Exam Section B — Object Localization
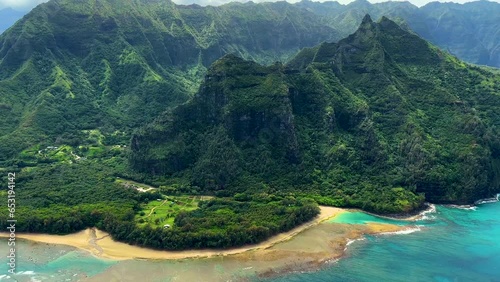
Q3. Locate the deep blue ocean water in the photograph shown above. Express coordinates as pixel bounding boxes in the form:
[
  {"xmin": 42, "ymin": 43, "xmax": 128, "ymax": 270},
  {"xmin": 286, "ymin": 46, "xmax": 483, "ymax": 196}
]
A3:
[{"xmin": 263, "ymin": 200, "xmax": 500, "ymax": 282}]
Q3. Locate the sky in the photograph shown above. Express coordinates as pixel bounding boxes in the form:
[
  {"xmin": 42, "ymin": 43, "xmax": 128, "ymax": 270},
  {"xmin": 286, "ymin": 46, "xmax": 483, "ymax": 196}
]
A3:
[
  {"xmin": 0, "ymin": 0, "xmax": 48, "ymax": 11},
  {"xmin": 0, "ymin": 0, "xmax": 498, "ymax": 11}
]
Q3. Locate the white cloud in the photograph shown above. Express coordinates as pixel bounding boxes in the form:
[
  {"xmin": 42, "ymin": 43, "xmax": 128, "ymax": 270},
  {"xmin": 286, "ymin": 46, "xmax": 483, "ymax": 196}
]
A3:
[
  {"xmin": 0, "ymin": 0, "xmax": 48, "ymax": 11},
  {"xmin": 172, "ymin": 0, "xmax": 500, "ymax": 7},
  {"xmin": 0, "ymin": 0, "xmax": 498, "ymax": 11}
]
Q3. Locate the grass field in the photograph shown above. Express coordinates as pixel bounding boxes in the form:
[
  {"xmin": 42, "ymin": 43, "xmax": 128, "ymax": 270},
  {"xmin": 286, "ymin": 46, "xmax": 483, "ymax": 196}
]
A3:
[{"xmin": 135, "ymin": 195, "xmax": 208, "ymax": 228}]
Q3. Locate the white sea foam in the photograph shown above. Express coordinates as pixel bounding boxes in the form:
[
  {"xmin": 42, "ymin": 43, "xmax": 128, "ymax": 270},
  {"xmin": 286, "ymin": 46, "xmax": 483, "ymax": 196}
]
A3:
[
  {"xmin": 324, "ymin": 258, "xmax": 340, "ymax": 264},
  {"xmin": 414, "ymin": 204, "xmax": 436, "ymax": 221},
  {"xmin": 475, "ymin": 198, "xmax": 498, "ymax": 205},
  {"xmin": 448, "ymin": 205, "xmax": 477, "ymax": 211},
  {"xmin": 475, "ymin": 195, "xmax": 500, "ymax": 205},
  {"xmin": 422, "ymin": 204, "xmax": 436, "ymax": 215},
  {"xmin": 419, "ymin": 214, "xmax": 436, "ymax": 220},
  {"xmin": 378, "ymin": 226, "xmax": 422, "ymax": 236},
  {"xmin": 347, "ymin": 238, "xmax": 365, "ymax": 246},
  {"xmin": 344, "ymin": 238, "xmax": 365, "ymax": 251},
  {"xmin": 17, "ymin": 271, "xmax": 36, "ymax": 275}
]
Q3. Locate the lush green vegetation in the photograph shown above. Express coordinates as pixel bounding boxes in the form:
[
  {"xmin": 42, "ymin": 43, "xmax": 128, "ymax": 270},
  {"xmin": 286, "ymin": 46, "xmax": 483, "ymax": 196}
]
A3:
[
  {"xmin": 296, "ymin": 0, "xmax": 500, "ymax": 68},
  {"xmin": 5, "ymin": 1, "xmax": 500, "ymax": 67},
  {"xmin": 0, "ymin": 107, "xmax": 319, "ymax": 250},
  {"xmin": 102, "ymin": 195, "xmax": 319, "ymax": 249},
  {"xmin": 135, "ymin": 195, "xmax": 204, "ymax": 228},
  {"xmin": 0, "ymin": 154, "xmax": 319, "ymax": 249},
  {"xmin": 132, "ymin": 16, "xmax": 500, "ymax": 213},
  {"xmin": 0, "ymin": 0, "xmax": 344, "ymax": 162},
  {"xmin": 0, "ymin": 0, "xmax": 499, "ymax": 250}
]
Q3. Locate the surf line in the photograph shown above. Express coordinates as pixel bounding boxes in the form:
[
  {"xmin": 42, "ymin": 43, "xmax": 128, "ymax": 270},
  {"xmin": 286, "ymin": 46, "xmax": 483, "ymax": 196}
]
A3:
[{"xmin": 475, "ymin": 195, "xmax": 500, "ymax": 205}]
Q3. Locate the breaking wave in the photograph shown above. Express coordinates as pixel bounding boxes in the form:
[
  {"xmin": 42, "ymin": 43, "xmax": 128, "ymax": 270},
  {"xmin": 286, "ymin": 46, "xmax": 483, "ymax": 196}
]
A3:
[{"xmin": 378, "ymin": 226, "xmax": 422, "ymax": 236}]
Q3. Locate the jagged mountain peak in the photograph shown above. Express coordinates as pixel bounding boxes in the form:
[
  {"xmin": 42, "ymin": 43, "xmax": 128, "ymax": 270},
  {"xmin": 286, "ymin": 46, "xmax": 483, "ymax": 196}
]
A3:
[
  {"xmin": 361, "ymin": 13, "xmax": 373, "ymax": 24},
  {"xmin": 131, "ymin": 15, "xmax": 500, "ymax": 211},
  {"xmin": 288, "ymin": 14, "xmax": 441, "ymax": 70}
]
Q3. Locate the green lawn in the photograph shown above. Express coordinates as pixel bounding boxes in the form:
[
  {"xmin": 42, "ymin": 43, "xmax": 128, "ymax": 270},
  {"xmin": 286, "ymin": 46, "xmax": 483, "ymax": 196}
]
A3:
[{"xmin": 135, "ymin": 195, "xmax": 205, "ymax": 228}]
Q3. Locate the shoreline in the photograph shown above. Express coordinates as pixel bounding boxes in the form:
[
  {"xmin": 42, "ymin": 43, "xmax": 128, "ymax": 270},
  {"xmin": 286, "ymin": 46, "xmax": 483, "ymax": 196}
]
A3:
[
  {"xmin": 1, "ymin": 206, "xmax": 417, "ymax": 281},
  {"xmin": 0, "ymin": 206, "xmax": 346, "ymax": 261},
  {"xmin": 354, "ymin": 203, "xmax": 436, "ymax": 222},
  {"xmin": 255, "ymin": 221, "xmax": 410, "ymax": 280}
]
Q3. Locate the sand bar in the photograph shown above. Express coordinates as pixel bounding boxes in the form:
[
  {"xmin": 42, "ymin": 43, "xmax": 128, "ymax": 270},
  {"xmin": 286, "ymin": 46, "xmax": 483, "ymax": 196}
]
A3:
[{"xmin": 0, "ymin": 206, "xmax": 345, "ymax": 261}]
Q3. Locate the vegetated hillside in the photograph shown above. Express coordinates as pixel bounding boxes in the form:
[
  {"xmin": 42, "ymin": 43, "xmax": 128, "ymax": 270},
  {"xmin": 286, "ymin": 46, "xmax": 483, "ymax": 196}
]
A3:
[
  {"xmin": 295, "ymin": 0, "xmax": 500, "ymax": 68},
  {"xmin": 0, "ymin": 0, "xmax": 338, "ymax": 162},
  {"xmin": 132, "ymin": 15, "xmax": 500, "ymax": 213},
  {"xmin": 0, "ymin": 8, "xmax": 25, "ymax": 34},
  {"xmin": 1, "ymin": 0, "xmax": 499, "ymax": 163},
  {"xmin": 4, "ymin": 0, "xmax": 499, "ymax": 68},
  {"xmin": 417, "ymin": 1, "xmax": 500, "ymax": 68},
  {"xmin": 0, "ymin": 0, "xmax": 335, "ymax": 249}
]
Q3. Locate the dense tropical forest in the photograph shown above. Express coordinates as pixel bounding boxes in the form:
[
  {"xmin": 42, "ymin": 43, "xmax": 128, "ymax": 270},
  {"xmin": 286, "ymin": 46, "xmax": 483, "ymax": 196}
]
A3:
[
  {"xmin": 2, "ymin": 0, "xmax": 499, "ymax": 67},
  {"xmin": 0, "ymin": 0, "xmax": 499, "ymax": 250},
  {"xmin": 131, "ymin": 15, "xmax": 500, "ymax": 213}
]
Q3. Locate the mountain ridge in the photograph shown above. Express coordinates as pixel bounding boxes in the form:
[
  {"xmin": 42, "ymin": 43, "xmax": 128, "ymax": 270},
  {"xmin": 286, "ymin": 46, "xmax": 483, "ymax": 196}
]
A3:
[
  {"xmin": 0, "ymin": 0, "xmax": 339, "ymax": 161},
  {"xmin": 0, "ymin": 6, "xmax": 498, "ymax": 250},
  {"xmin": 131, "ymin": 16, "xmax": 500, "ymax": 212}
]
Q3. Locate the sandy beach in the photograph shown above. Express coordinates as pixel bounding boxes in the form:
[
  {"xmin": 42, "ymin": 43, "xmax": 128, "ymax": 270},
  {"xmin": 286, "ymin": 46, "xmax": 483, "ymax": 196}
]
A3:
[
  {"xmin": 0, "ymin": 206, "xmax": 416, "ymax": 281},
  {"xmin": 84, "ymin": 210, "xmax": 410, "ymax": 282},
  {"xmin": 0, "ymin": 206, "xmax": 346, "ymax": 261}
]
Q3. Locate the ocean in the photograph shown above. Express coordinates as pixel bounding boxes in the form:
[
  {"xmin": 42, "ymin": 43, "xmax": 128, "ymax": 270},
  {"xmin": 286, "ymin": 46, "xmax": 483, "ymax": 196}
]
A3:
[
  {"xmin": 1, "ymin": 198, "xmax": 499, "ymax": 282},
  {"xmin": 264, "ymin": 199, "xmax": 500, "ymax": 282}
]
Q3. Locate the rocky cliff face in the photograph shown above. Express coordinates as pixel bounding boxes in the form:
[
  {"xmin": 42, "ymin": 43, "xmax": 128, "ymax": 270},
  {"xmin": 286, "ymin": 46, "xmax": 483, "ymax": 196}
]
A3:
[
  {"xmin": 131, "ymin": 16, "xmax": 500, "ymax": 213},
  {"xmin": 0, "ymin": 0, "xmax": 339, "ymax": 160}
]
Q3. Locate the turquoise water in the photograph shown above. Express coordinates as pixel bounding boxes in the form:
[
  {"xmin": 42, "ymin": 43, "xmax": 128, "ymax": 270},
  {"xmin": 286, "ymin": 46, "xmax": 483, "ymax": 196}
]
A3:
[
  {"xmin": 263, "ymin": 201, "xmax": 500, "ymax": 282},
  {"xmin": 0, "ymin": 241, "xmax": 116, "ymax": 281},
  {"xmin": 329, "ymin": 210, "xmax": 414, "ymax": 225},
  {"xmin": 1, "ymin": 201, "xmax": 498, "ymax": 281}
]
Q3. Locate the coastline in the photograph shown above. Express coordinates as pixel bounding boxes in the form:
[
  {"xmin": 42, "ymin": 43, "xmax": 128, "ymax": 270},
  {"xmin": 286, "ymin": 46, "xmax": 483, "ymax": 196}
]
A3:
[
  {"xmin": 85, "ymin": 209, "xmax": 410, "ymax": 282},
  {"xmin": 0, "ymin": 206, "xmax": 416, "ymax": 281},
  {"xmin": 0, "ymin": 206, "xmax": 346, "ymax": 261},
  {"xmin": 353, "ymin": 203, "xmax": 436, "ymax": 222}
]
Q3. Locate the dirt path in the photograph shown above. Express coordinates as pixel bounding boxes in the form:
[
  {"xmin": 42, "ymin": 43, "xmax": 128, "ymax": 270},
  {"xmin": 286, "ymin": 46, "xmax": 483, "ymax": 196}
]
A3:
[{"xmin": 147, "ymin": 200, "xmax": 168, "ymax": 217}]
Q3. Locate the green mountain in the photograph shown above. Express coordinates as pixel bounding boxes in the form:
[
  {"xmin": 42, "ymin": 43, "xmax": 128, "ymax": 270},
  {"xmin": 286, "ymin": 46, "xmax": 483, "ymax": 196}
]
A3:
[
  {"xmin": 0, "ymin": 0, "xmax": 339, "ymax": 162},
  {"xmin": 132, "ymin": 15, "xmax": 500, "ymax": 212},
  {"xmin": 417, "ymin": 1, "xmax": 500, "ymax": 67},
  {"xmin": 0, "ymin": 0, "xmax": 499, "ymax": 250},
  {"xmin": 0, "ymin": 0, "xmax": 337, "ymax": 250},
  {"xmin": 2, "ymin": 0, "xmax": 500, "ymax": 69},
  {"xmin": 296, "ymin": 0, "xmax": 500, "ymax": 68},
  {"xmin": 1, "ymin": 0, "xmax": 499, "ymax": 163}
]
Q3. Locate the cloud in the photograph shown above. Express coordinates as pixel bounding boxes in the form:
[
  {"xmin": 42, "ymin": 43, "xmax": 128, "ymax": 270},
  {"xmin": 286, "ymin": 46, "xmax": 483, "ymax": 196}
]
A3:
[
  {"xmin": 0, "ymin": 0, "xmax": 498, "ymax": 11},
  {"xmin": 172, "ymin": 0, "xmax": 334, "ymax": 5},
  {"xmin": 0, "ymin": 0, "xmax": 48, "ymax": 11},
  {"xmin": 172, "ymin": 0, "xmax": 500, "ymax": 7}
]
